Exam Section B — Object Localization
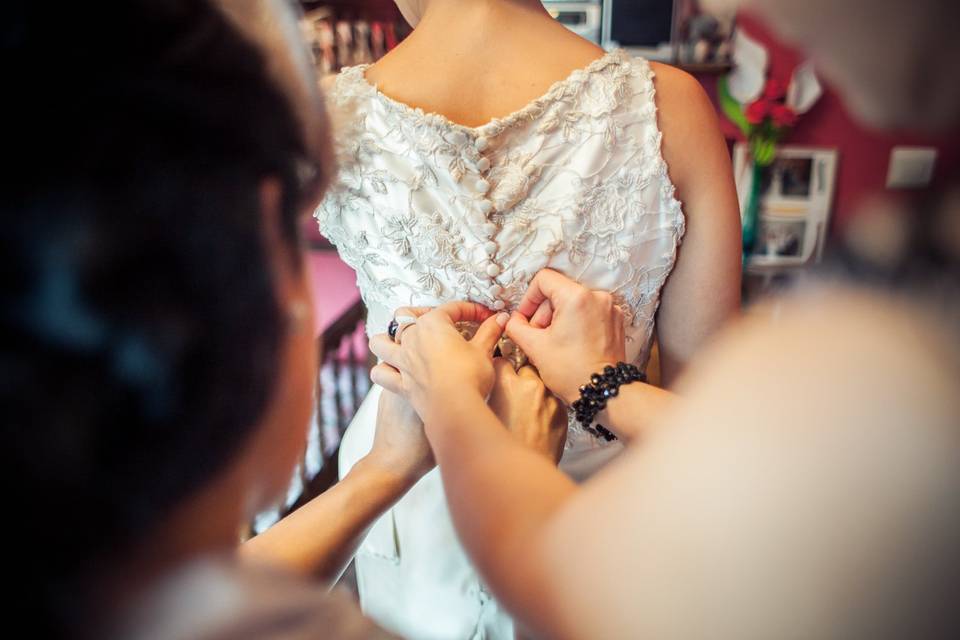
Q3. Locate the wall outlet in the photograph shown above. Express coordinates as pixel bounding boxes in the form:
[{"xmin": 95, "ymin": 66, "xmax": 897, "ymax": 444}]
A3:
[{"xmin": 886, "ymin": 146, "xmax": 937, "ymax": 189}]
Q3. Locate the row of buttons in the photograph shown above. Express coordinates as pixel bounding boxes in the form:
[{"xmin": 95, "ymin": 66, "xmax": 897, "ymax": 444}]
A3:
[{"xmin": 469, "ymin": 134, "xmax": 506, "ymax": 311}]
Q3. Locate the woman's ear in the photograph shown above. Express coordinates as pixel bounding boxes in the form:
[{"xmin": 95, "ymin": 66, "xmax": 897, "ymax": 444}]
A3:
[
  {"xmin": 259, "ymin": 175, "xmax": 315, "ymax": 344},
  {"xmin": 258, "ymin": 177, "xmax": 308, "ymax": 303}
]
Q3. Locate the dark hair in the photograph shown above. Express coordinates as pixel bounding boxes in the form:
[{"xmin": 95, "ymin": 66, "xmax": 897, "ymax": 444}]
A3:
[{"xmin": 1, "ymin": 1, "xmax": 318, "ymax": 634}]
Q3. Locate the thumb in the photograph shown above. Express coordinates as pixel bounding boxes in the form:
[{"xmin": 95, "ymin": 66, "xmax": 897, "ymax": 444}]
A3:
[
  {"xmin": 505, "ymin": 312, "xmax": 547, "ymax": 362},
  {"xmin": 471, "ymin": 311, "xmax": 509, "ymax": 354}
]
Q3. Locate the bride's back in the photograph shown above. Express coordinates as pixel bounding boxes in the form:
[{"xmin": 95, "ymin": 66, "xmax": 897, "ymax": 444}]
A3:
[
  {"xmin": 318, "ymin": 5, "xmax": 739, "ymax": 640},
  {"xmin": 366, "ymin": 0, "xmax": 606, "ymax": 127}
]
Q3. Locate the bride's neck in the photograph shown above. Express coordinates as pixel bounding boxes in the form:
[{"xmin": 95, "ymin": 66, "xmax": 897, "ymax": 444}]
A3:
[{"xmin": 416, "ymin": 0, "xmax": 552, "ymax": 32}]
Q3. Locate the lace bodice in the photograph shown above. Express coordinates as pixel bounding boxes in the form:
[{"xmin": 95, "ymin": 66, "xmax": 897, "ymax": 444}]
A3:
[
  {"xmin": 322, "ymin": 51, "xmax": 687, "ymax": 638},
  {"xmin": 316, "ymin": 49, "xmax": 684, "ymax": 375}
]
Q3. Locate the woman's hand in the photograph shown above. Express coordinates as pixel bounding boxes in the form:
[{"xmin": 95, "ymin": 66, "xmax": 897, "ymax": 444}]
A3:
[
  {"xmin": 489, "ymin": 360, "xmax": 568, "ymax": 464},
  {"xmin": 363, "ymin": 389, "xmax": 435, "ymax": 485},
  {"xmin": 369, "ymin": 301, "xmax": 508, "ymax": 423},
  {"xmin": 506, "ymin": 269, "xmax": 627, "ymax": 404}
]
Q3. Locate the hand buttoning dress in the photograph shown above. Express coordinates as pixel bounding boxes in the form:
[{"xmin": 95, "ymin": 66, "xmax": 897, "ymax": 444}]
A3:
[{"xmin": 316, "ymin": 50, "xmax": 685, "ymax": 640}]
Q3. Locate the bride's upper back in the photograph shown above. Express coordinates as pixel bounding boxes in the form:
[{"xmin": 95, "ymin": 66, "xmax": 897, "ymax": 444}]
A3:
[
  {"xmin": 365, "ymin": 1, "xmax": 607, "ymax": 128},
  {"xmin": 318, "ymin": 0, "xmax": 687, "ymax": 367}
]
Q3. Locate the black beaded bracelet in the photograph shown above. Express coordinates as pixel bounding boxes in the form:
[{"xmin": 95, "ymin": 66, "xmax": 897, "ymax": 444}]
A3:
[{"xmin": 571, "ymin": 362, "xmax": 647, "ymax": 442}]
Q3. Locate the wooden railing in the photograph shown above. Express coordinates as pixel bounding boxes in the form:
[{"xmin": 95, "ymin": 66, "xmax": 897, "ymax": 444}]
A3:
[
  {"xmin": 248, "ymin": 298, "xmax": 371, "ymax": 535},
  {"xmin": 291, "ymin": 298, "xmax": 370, "ymax": 512}
]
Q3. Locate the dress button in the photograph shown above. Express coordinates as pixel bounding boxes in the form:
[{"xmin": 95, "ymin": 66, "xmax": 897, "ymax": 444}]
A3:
[
  {"xmin": 475, "ymin": 178, "xmax": 490, "ymax": 193},
  {"xmin": 483, "ymin": 240, "xmax": 498, "ymax": 255},
  {"xmin": 467, "ymin": 210, "xmax": 487, "ymax": 226},
  {"xmin": 476, "ymin": 157, "xmax": 491, "ymax": 172},
  {"xmin": 475, "ymin": 136, "xmax": 489, "ymax": 151},
  {"xmin": 488, "ymin": 284, "xmax": 503, "ymax": 296},
  {"xmin": 451, "ymin": 131, "xmax": 467, "ymax": 145},
  {"xmin": 492, "ymin": 299, "xmax": 506, "ymax": 311},
  {"xmin": 478, "ymin": 200, "xmax": 494, "ymax": 215},
  {"xmin": 482, "ymin": 222, "xmax": 497, "ymax": 236},
  {"xmin": 485, "ymin": 263, "xmax": 501, "ymax": 277}
]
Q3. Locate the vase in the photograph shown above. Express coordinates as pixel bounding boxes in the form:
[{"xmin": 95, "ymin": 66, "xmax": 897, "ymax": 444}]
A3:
[{"xmin": 742, "ymin": 159, "xmax": 763, "ymax": 261}]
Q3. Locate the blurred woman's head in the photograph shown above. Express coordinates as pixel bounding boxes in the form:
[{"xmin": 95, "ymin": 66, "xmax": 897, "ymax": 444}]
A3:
[
  {"xmin": 2, "ymin": 0, "xmax": 330, "ymax": 634},
  {"xmin": 705, "ymin": 0, "xmax": 960, "ymax": 131}
]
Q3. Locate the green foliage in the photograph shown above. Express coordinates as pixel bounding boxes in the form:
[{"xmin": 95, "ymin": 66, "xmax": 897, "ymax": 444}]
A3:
[{"xmin": 718, "ymin": 76, "xmax": 751, "ymax": 138}]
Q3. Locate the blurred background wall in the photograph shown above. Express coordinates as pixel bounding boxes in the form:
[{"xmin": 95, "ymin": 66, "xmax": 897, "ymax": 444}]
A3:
[{"xmin": 697, "ymin": 12, "xmax": 960, "ymax": 232}]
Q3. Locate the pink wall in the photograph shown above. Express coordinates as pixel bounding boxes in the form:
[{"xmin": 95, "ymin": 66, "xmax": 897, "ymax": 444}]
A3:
[
  {"xmin": 696, "ymin": 13, "xmax": 960, "ymax": 233},
  {"xmin": 307, "ymin": 249, "xmax": 361, "ymax": 336}
]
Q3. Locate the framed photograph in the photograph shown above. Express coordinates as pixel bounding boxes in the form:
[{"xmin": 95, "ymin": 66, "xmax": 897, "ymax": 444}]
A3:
[{"xmin": 733, "ymin": 144, "xmax": 839, "ymax": 268}]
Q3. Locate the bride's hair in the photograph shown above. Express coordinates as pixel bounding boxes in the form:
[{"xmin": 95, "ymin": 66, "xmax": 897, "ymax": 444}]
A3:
[{"xmin": 1, "ymin": 1, "xmax": 322, "ymax": 636}]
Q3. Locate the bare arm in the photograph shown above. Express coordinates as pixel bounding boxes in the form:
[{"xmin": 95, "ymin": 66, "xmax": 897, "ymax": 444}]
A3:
[
  {"xmin": 419, "ymin": 289, "xmax": 960, "ymax": 639},
  {"xmin": 426, "ymin": 360, "xmax": 572, "ymax": 623},
  {"xmin": 652, "ymin": 64, "xmax": 742, "ymax": 386},
  {"xmin": 367, "ymin": 290, "xmax": 695, "ymax": 636},
  {"xmin": 238, "ymin": 455, "xmax": 418, "ymax": 586},
  {"xmin": 248, "ymin": 300, "xmax": 566, "ymax": 588},
  {"xmin": 425, "ymin": 396, "xmax": 578, "ymax": 637},
  {"xmin": 239, "ymin": 391, "xmax": 431, "ymax": 587},
  {"xmin": 517, "ymin": 291, "xmax": 960, "ymax": 639},
  {"xmin": 365, "ymin": 301, "xmax": 575, "ymax": 633},
  {"xmin": 593, "ymin": 379, "xmax": 674, "ymax": 442}
]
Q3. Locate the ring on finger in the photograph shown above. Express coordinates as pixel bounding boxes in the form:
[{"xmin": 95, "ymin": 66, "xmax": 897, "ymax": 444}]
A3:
[{"xmin": 393, "ymin": 315, "xmax": 417, "ymax": 344}]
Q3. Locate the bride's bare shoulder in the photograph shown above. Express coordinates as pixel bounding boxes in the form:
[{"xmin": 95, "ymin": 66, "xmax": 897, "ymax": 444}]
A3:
[
  {"xmin": 363, "ymin": 38, "xmax": 417, "ymax": 84},
  {"xmin": 647, "ymin": 62, "xmax": 716, "ymax": 125},
  {"xmin": 646, "ymin": 62, "xmax": 726, "ymax": 187}
]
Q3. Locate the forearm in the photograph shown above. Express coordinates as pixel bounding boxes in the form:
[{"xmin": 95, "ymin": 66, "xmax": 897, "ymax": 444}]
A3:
[
  {"xmin": 426, "ymin": 395, "xmax": 577, "ymax": 631},
  {"xmin": 239, "ymin": 455, "xmax": 415, "ymax": 587},
  {"xmin": 596, "ymin": 381, "xmax": 676, "ymax": 443}
]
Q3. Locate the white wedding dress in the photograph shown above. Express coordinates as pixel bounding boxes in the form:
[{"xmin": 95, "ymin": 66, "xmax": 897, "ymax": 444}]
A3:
[{"xmin": 316, "ymin": 49, "xmax": 685, "ymax": 640}]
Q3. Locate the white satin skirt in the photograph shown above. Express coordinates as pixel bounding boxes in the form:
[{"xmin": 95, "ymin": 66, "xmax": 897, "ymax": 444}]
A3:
[{"xmin": 339, "ymin": 384, "xmax": 622, "ymax": 640}]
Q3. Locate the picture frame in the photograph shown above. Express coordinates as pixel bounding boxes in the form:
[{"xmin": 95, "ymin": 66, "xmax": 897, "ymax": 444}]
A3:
[{"xmin": 733, "ymin": 144, "xmax": 839, "ymax": 268}]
